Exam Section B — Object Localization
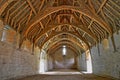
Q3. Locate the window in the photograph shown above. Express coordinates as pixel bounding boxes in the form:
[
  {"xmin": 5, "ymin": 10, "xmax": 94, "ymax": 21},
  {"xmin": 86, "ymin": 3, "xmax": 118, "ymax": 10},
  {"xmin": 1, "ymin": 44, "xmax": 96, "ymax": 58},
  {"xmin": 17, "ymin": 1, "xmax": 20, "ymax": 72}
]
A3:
[{"xmin": 62, "ymin": 45, "xmax": 66, "ymax": 55}]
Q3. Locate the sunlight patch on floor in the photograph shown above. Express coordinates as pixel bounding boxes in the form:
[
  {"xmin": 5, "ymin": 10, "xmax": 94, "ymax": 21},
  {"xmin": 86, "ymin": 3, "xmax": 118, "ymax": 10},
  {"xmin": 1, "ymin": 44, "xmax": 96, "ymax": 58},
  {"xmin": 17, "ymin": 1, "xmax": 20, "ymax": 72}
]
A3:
[
  {"xmin": 39, "ymin": 69, "xmax": 82, "ymax": 75},
  {"xmin": 40, "ymin": 72, "xmax": 82, "ymax": 75}
]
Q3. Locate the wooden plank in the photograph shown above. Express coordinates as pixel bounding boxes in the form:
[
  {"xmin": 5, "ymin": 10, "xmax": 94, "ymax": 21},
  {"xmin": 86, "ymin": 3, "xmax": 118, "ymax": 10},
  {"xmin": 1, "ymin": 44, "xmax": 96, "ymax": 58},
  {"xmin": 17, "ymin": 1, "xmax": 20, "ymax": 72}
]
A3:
[
  {"xmin": 38, "ymin": 0, "xmax": 45, "ymax": 13},
  {"xmin": 97, "ymin": 0, "xmax": 108, "ymax": 14},
  {"xmin": 109, "ymin": 0, "xmax": 120, "ymax": 9},
  {"xmin": 0, "ymin": 0, "xmax": 16, "ymax": 15},
  {"xmin": 26, "ymin": 0, "xmax": 37, "ymax": 15},
  {"xmin": 26, "ymin": 10, "xmax": 33, "ymax": 25},
  {"xmin": 88, "ymin": 0, "xmax": 95, "ymax": 13},
  {"xmin": 9, "ymin": 1, "xmax": 26, "ymax": 17}
]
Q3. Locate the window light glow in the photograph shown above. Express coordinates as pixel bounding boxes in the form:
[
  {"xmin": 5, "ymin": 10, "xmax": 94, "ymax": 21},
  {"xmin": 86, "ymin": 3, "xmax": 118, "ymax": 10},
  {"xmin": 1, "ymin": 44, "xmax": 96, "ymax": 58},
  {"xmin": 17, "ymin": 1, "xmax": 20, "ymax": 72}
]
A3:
[{"xmin": 62, "ymin": 45, "xmax": 66, "ymax": 55}]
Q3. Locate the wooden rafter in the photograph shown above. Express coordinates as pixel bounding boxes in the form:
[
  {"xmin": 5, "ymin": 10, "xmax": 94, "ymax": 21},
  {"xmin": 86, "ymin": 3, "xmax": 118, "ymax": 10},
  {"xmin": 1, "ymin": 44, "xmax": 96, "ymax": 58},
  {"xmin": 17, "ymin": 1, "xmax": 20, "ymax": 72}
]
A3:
[
  {"xmin": 78, "ymin": 0, "xmax": 112, "ymax": 35},
  {"xmin": 34, "ymin": 23, "xmax": 97, "ymax": 44},
  {"xmin": 73, "ymin": 12, "xmax": 98, "ymax": 43},
  {"xmin": 0, "ymin": 0, "xmax": 16, "ymax": 15},
  {"xmin": 24, "ymin": 5, "xmax": 112, "ymax": 38},
  {"xmin": 4, "ymin": 0, "xmax": 21, "ymax": 23},
  {"xmin": 38, "ymin": 0, "xmax": 45, "ymax": 13},
  {"xmin": 38, "ymin": 31, "xmax": 88, "ymax": 50},
  {"xmin": 0, "ymin": 0, "xmax": 119, "ymax": 52},
  {"xmin": 45, "ymin": 15, "xmax": 51, "ymax": 27},
  {"xmin": 39, "ymin": 21, "xmax": 44, "ymax": 29},
  {"xmin": 16, "ymin": 6, "xmax": 29, "ymax": 31},
  {"xmin": 109, "ymin": 0, "xmax": 120, "ymax": 9},
  {"xmin": 87, "ymin": 0, "xmax": 95, "ymax": 13},
  {"xmin": 9, "ymin": 1, "xmax": 26, "ymax": 18},
  {"xmin": 97, "ymin": 0, "xmax": 108, "ymax": 14},
  {"xmin": 48, "ymin": 42, "xmax": 79, "ymax": 56},
  {"xmin": 87, "ymin": 0, "xmax": 108, "ymax": 32},
  {"xmin": 10, "ymin": 1, "xmax": 27, "ymax": 26},
  {"xmin": 106, "ymin": 3, "xmax": 120, "ymax": 16},
  {"xmin": 72, "ymin": 27, "xmax": 90, "ymax": 48},
  {"xmin": 45, "ymin": 38, "xmax": 86, "ymax": 51},
  {"xmin": 26, "ymin": 10, "xmax": 33, "ymax": 25},
  {"xmin": 26, "ymin": 0, "xmax": 37, "ymax": 15}
]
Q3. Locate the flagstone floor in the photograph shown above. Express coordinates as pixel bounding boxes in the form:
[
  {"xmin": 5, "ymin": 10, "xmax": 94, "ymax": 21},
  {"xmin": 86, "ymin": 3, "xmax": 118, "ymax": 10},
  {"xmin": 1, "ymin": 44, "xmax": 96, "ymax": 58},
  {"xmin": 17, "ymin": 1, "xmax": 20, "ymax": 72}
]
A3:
[{"xmin": 12, "ymin": 69, "xmax": 116, "ymax": 80}]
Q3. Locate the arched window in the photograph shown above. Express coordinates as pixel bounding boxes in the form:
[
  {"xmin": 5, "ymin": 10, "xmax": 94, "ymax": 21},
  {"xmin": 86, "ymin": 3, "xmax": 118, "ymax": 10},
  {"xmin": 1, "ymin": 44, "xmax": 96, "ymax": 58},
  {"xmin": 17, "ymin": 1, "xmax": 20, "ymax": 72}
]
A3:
[{"xmin": 62, "ymin": 45, "xmax": 66, "ymax": 55}]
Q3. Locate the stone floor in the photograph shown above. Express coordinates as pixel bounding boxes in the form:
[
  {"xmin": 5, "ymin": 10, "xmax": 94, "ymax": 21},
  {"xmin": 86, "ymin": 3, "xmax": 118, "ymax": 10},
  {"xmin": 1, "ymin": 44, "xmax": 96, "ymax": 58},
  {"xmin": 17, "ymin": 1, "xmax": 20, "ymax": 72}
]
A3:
[
  {"xmin": 15, "ymin": 74, "xmax": 115, "ymax": 80},
  {"xmin": 12, "ymin": 69, "xmax": 116, "ymax": 80}
]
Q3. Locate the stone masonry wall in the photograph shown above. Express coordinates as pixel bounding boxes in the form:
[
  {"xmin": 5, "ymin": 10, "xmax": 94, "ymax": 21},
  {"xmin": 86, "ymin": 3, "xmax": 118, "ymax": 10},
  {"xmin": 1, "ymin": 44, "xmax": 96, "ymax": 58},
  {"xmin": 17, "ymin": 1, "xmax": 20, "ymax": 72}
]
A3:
[
  {"xmin": 0, "ymin": 41, "xmax": 39, "ymax": 80},
  {"xmin": 91, "ymin": 32, "xmax": 120, "ymax": 79},
  {"xmin": 53, "ymin": 48, "xmax": 77, "ymax": 69},
  {"xmin": 77, "ymin": 53, "xmax": 87, "ymax": 71}
]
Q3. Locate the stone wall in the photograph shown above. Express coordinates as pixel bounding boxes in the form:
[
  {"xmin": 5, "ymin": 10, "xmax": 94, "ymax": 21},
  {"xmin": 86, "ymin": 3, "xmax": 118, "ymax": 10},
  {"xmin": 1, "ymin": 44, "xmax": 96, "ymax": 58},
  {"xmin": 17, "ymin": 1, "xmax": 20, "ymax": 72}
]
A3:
[
  {"xmin": 0, "ymin": 20, "xmax": 4, "ymax": 41},
  {"xmin": 47, "ymin": 55, "xmax": 53, "ymax": 70},
  {"xmin": 53, "ymin": 48, "xmax": 77, "ymax": 69},
  {"xmin": 77, "ymin": 53, "xmax": 87, "ymax": 71},
  {"xmin": 91, "ymin": 32, "xmax": 120, "ymax": 79},
  {"xmin": 0, "ymin": 41, "xmax": 39, "ymax": 80}
]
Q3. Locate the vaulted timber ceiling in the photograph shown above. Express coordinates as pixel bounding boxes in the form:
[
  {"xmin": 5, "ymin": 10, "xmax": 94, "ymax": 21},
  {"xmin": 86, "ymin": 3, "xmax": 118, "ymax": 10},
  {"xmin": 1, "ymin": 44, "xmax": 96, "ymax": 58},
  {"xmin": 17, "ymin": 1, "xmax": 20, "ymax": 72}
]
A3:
[{"xmin": 0, "ymin": 0, "xmax": 120, "ymax": 52}]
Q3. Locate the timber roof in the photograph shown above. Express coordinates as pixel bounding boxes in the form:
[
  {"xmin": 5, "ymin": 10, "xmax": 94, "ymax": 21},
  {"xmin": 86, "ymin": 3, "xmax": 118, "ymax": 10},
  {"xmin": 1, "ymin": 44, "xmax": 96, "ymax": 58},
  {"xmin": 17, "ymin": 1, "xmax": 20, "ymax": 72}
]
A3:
[{"xmin": 0, "ymin": 0, "xmax": 120, "ymax": 52}]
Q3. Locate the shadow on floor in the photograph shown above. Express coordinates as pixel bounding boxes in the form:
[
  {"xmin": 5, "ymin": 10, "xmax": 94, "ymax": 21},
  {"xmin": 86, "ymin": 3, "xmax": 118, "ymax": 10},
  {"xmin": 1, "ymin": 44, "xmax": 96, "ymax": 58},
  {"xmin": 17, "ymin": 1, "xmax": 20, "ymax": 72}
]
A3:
[{"xmin": 8, "ymin": 69, "xmax": 117, "ymax": 80}]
